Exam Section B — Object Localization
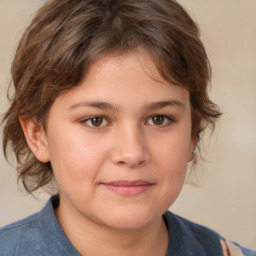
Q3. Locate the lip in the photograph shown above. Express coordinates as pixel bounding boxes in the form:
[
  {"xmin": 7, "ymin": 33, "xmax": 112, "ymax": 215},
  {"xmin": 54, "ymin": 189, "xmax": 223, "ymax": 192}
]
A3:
[{"xmin": 101, "ymin": 180, "xmax": 154, "ymax": 196}]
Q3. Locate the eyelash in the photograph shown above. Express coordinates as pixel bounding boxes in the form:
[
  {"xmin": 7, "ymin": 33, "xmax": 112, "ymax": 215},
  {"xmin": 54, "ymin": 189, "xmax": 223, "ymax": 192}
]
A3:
[
  {"xmin": 80, "ymin": 115, "xmax": 175, "ymax": 130},
  {"xmin": 146, "ymin": 115, "xmax": 175, "ymax": 127},
  {"xmin": 80, "ymin": 116, "xmax": 110, "ymax": 130}
]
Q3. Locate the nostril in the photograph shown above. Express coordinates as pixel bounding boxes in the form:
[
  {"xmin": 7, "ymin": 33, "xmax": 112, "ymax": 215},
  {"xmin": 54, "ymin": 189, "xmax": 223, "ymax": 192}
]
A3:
[
  {"xmin": 116, "ymin": 160, "xmax": 126, "ymax": 166},
  {"xmin": 138, "ymin": 160, "xmax": 146, "ymax": 166},
  {"xmin": 112, "ymin": 154, "xmax": 149, "ymax": 168}
]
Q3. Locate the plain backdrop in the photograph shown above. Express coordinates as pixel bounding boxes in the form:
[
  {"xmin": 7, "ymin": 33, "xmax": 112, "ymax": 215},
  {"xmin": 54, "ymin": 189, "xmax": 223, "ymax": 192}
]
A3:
[{"xmin": 0, "ymin": 0, "xmax": 255, "ymax": 249}]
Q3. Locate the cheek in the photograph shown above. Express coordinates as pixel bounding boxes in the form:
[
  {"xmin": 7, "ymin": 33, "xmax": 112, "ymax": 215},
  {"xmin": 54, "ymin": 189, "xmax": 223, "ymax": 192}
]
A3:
[
  {"xmin": 47, "ymin": 130, "xmax": 109, "ymax": 186},
  {"xmin": 155, "ymin": 139, "xmax": 190, "ymax": 207},
  {"xmin": 152, "ymin": 132, "xmax": 191, "ymax": 185},
  {"xmin": 158, "ymin": 144, "xmax": 188, "ymax": 182},
  {"xmin": 154, "ymin": 132, "xmax": 191, "ymax": 166}
]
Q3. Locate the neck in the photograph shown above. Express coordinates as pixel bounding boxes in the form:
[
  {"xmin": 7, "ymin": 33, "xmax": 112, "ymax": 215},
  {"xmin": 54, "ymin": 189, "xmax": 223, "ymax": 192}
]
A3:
[{"xmin": 55, "ymin": 204, "xmax": 169, "ymax": 256}]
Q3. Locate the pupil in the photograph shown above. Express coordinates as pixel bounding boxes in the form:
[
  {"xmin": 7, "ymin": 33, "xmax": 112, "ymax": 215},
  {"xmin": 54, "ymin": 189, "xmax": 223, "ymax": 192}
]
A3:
[
  {"xmin": 153, "ymin": 116, "xmax": 164, "ymax": 125},
  {"xmin": 92, "ymin": 117, "xmax": 103, "ymax": 126}
]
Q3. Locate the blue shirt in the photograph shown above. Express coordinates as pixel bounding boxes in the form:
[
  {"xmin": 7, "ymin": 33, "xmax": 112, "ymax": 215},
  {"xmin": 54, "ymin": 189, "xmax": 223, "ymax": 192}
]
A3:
[{"xmin": 0, "ymin": 195, "xmax": 255, "ymax": 255}]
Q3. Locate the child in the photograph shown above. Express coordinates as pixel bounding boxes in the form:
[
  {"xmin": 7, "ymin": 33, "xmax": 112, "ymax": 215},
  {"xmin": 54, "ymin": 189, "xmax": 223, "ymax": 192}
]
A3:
[{"xmin": 0, "ymin": 0, "xmax": 255, "ymax": 255}]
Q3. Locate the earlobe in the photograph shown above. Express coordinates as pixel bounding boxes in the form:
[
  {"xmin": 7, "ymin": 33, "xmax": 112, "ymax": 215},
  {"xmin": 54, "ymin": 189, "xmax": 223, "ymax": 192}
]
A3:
[
  {"xmin": 188, "ymin": 148, "xmax": 196, "ymax": 162},
  {"xmin": 188, "ymin": 136, "xmax": 198, "ymax": 162},
  {"xmin": 19, "ymin": 116, "xmax": 50, "ymax": 163}
]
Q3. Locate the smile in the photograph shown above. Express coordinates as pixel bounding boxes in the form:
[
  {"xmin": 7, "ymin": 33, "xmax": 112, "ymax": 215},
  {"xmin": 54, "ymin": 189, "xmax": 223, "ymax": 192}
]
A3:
[{"xmin": 101, "ymin": 180, "xmax": 154, "ymax": 196}]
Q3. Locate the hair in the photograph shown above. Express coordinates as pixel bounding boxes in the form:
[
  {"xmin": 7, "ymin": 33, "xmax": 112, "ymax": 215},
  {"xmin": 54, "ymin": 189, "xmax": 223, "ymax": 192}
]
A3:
[{"xmin": 2, "ymin": 0, "xmax": 221, "ymax": 194}]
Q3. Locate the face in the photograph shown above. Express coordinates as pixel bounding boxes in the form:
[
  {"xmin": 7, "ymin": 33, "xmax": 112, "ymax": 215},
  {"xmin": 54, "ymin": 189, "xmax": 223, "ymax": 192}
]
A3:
[{"xmin": 26, "ymin": 49, "xmax": 195, "ymax": 230}]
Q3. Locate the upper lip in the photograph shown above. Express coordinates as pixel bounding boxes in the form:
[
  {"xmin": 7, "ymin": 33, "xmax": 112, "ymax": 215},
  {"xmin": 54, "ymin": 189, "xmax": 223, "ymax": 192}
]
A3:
[{"xmin": 102, "ymin": 180, "xmax": 154, "ymax": 186}]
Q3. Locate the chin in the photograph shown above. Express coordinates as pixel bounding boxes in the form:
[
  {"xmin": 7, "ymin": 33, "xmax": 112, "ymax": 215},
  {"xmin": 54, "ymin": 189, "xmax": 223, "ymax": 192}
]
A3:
[{"xmin": 101, "ymin": 206, "xmax": 161, "ymax": 231}]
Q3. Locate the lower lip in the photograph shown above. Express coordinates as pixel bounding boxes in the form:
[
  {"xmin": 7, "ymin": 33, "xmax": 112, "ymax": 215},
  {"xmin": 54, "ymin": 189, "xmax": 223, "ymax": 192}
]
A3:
[{"xmin": 102, "ymin": 184, "xmax": 153, "ymax": 196}]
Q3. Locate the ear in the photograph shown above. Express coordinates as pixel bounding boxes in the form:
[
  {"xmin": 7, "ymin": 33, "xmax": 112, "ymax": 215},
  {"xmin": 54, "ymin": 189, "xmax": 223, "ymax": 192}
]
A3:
[
  {"xmin": 19, "ymin": 116, "xmax": 50, "ymax": 163},
  {"xmin": 188, "ymin": 136, "xmax": 198, "ymax": 162}
]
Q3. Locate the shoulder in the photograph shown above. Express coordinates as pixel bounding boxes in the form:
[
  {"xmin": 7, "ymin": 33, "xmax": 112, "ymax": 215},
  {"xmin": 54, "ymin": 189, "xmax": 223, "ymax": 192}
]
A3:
[
  {"xmin": 163, "ymin": 211, "xmax": 256, "ymax": 256},
  {"xmin": 0, "ymin": 195, "xmax": 80, "ymax": 256},
  {"xmin": 0, "ymin": 213, "xmax": 40, "ymax": 256},
  {"xmin": 222, "ymin": 240, "xmax": 256, "ymax": 256},
  {"xmin": 164, "ymin": 211, "xmax": 223, "ymax": 255}
]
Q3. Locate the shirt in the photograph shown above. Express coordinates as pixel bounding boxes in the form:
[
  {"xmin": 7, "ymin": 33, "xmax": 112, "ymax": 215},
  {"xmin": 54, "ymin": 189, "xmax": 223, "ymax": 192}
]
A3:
[{"xmin": 0, "ymin": 195, "xmax": 255, "ymax": 256}]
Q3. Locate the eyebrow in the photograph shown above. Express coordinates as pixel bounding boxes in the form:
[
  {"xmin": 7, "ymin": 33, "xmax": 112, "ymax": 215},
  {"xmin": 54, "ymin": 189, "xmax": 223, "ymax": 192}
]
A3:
[
  {"xmin": 146, "ymin": 100, "xmax": 185, "ymax": 111},
  {"xmin": 68, "ymin": 100, "xmax": 185, "ymax": 111},
  {"xmin": 68, "ymin": 101, "xmax": 115, "ymax": 111}
]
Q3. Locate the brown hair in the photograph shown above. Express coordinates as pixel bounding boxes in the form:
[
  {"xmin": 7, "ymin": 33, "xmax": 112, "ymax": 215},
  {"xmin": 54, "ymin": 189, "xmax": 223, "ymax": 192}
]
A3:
[{"xmin": 2, "ymin": 0, "xmax": 221, "ymax": 193}]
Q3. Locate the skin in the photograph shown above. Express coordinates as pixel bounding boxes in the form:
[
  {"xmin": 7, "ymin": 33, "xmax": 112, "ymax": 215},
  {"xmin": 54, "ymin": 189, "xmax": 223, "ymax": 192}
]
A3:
[{"xmin": 20, "ymin": 48, "xmax": 195, "ymax": 256}]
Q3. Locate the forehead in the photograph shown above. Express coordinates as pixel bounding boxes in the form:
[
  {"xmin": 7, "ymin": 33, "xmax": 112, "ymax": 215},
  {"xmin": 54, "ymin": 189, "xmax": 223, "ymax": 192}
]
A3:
[
  {"xmin": 56, "ymin": 49, "xmax": 190, "ymax": 108},
  {"xmin": 85, "ymin": 48, "xmax": 162, "ymax": 85}
]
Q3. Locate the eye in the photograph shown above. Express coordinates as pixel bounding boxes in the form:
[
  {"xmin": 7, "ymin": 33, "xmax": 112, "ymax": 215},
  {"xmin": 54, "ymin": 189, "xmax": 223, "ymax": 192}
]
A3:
[
  {"xmin": 81, "ymin": 116, "xmax": 108, "ymax": 128},
  {"xmin": 146, "ymin": 115, "xmax": 174, "ymax": 126}
]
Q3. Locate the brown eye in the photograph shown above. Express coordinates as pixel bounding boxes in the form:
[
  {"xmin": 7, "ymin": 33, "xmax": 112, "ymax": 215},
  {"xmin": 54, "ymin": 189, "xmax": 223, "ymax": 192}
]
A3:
[
  {"xmin": 146, "ymin": 115, "xmax": 174, "ymax": 127},
  {"xmin": 91, "ymin": 117, "xmax": 103, "ymax": 126},
  {"xmin": 152, "ymin": 116, "xmax": 164, "ymax": 125},
  {"xmin": 80, "ymin": 116, "xmax": 109, "ymax": 129}
]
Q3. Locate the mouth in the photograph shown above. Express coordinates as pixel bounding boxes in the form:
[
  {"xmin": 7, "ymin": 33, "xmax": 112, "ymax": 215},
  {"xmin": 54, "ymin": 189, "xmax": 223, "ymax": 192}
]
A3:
[{"xmin": 101, "ymin": 180, "xmax": 155, "ymax": 196}]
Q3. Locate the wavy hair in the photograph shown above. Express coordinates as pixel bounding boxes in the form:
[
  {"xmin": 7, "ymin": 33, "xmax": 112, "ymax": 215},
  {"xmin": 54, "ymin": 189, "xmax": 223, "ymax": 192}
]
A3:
[{"xmin": 2, "ymin": 0, "xmax": 221, "ymax": 193}]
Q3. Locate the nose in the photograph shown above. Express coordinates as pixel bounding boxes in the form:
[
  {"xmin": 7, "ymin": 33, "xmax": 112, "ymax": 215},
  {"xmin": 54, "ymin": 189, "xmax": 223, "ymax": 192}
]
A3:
[{"xmin": 109, "ymin": 126, "xmax": 150, "ymax": 168}]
